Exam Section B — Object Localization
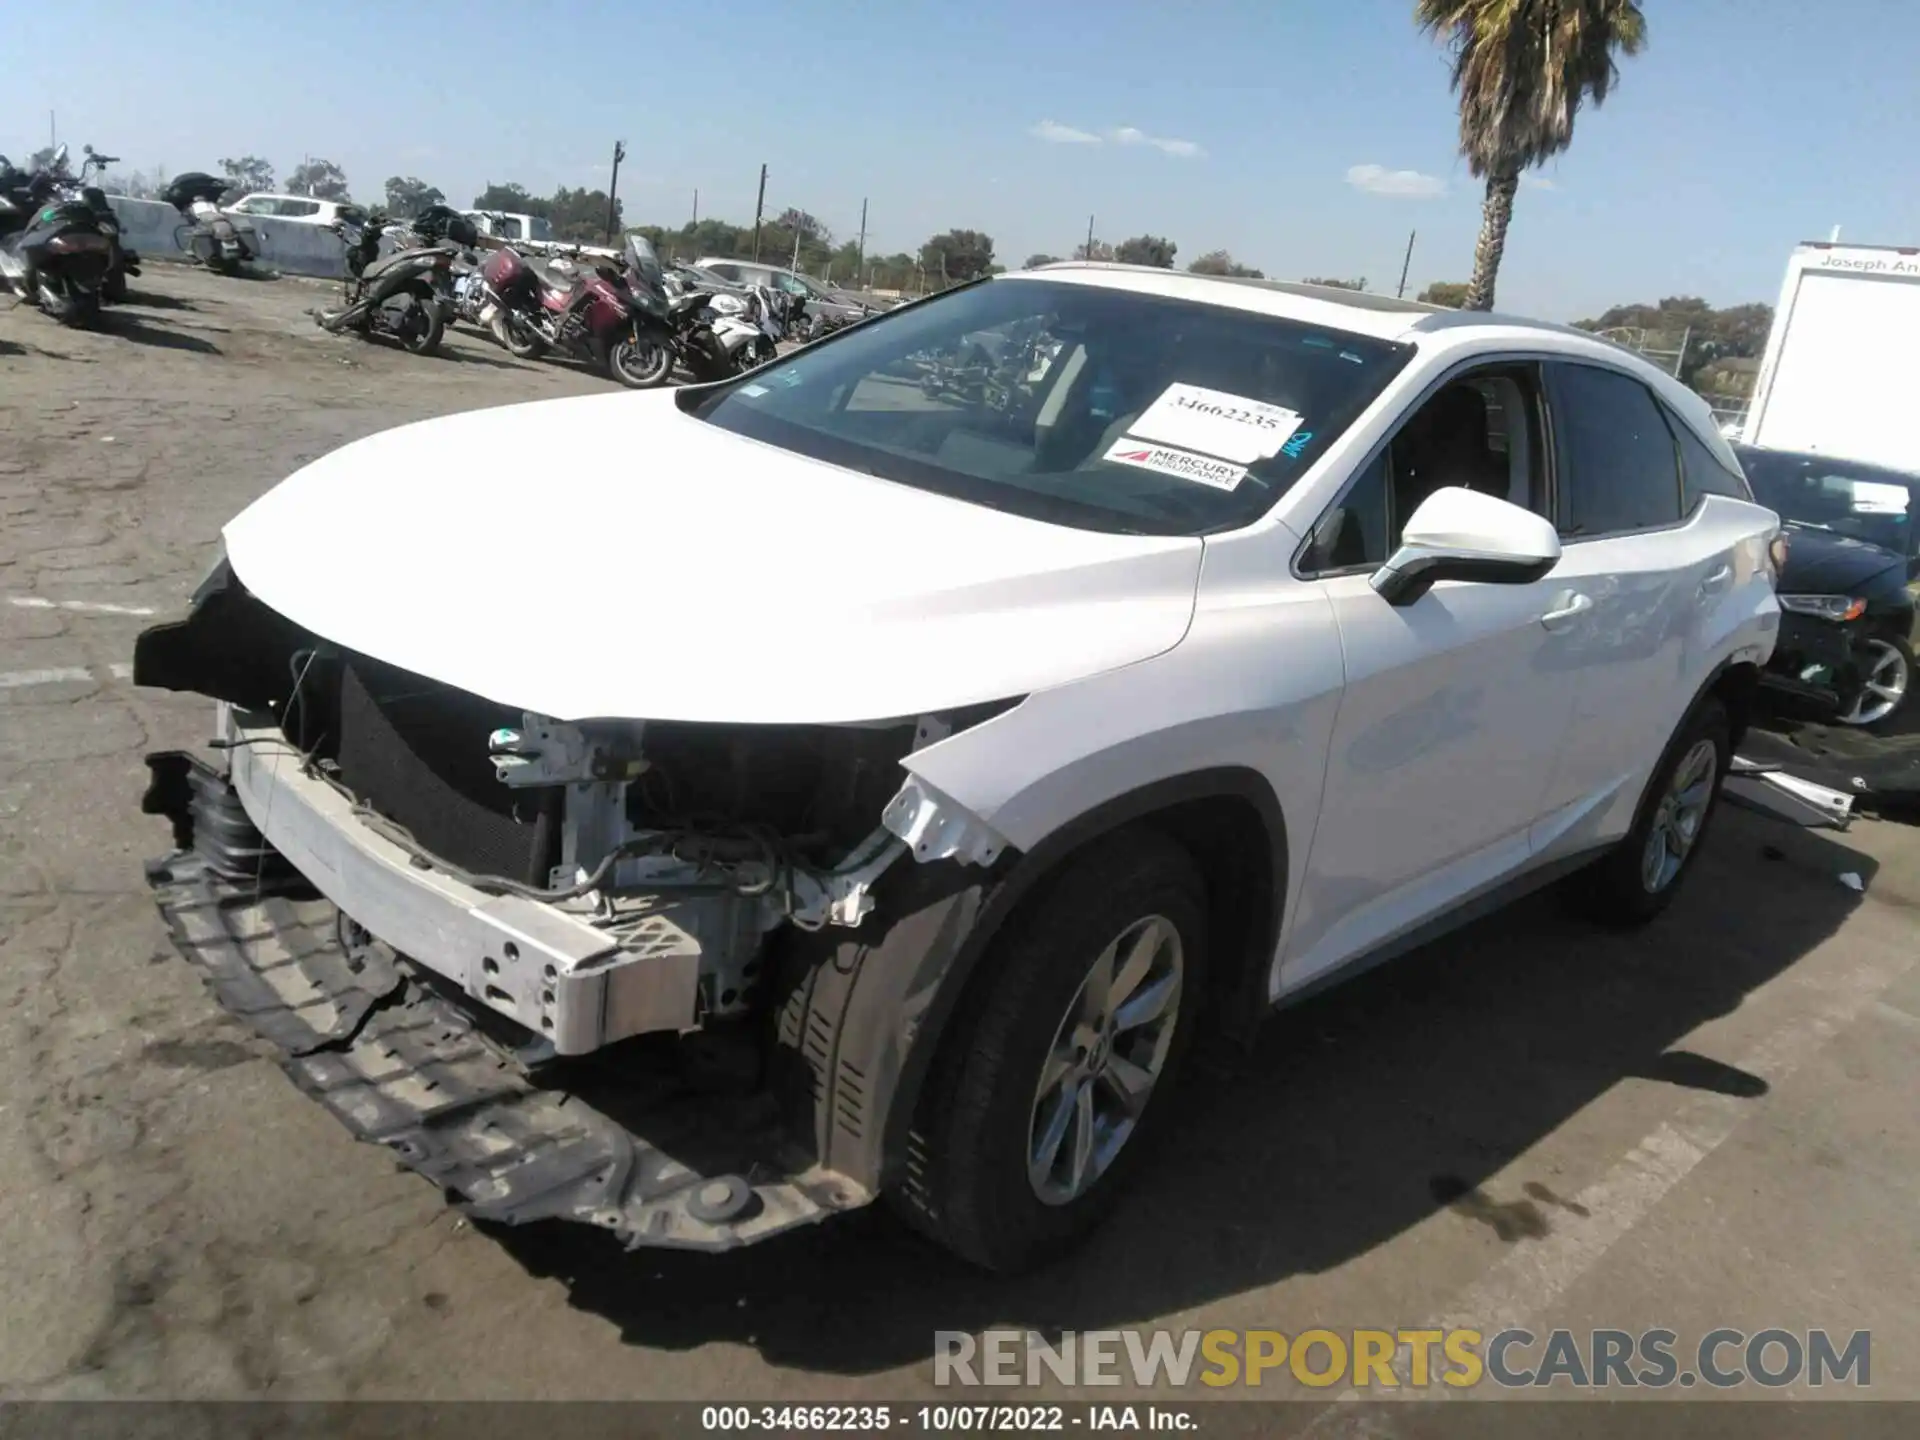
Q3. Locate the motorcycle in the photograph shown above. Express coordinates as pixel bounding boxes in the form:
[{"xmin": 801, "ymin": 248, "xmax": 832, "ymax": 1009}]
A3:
[
  {"xmin": 479, "ymin": 236, "xmax": 671, "ymax": 388},
  {"xmin": 313, "ymin": 206, "xmax": 475, "ymax": 356},
  {"xmin": 0, "ymin": 151, "xmax": 117, "ymax": 327},
  {"xmin": 161, "ymin": 172, "xmax": 258, "ymax": 274},
  {"xmin": 704, "ymin": 283, "xmax": 785, "ymax": 374},
  {"xmin": 46, "ymin": 144, "xmax": 140, "ymax": 302}
]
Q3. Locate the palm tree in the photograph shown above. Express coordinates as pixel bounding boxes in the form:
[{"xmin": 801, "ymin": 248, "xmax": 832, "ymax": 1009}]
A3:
[{"xmin": 1416, "ymin": 0, "xmax": 1647, "ymax": 311}]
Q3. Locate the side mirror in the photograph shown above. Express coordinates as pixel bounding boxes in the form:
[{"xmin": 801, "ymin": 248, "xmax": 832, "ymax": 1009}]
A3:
[
  {"xmin": 1370, "ymin": 487, "xmax": 1561, "ymax": 606},
  {"xmin": 83, "ymin": 144, "xmax": 95, "ymax": 156}
]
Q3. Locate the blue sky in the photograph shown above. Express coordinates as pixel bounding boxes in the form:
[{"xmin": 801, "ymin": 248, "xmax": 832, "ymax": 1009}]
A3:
[{"xmin": 9, "ymin": 0, "xmax": 1917, "ymax": 319}]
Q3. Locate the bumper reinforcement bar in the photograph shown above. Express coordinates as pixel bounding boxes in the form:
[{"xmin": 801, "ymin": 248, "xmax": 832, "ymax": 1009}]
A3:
[{"xmin": 145, "ymin": 770, "xmax": 867, "ymax": 1251}]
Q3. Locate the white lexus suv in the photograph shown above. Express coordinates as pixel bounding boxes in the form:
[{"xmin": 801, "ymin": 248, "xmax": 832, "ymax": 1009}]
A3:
[{"xmin": 134, "ymin": 263, "xmax": 1782, "ymax": 1274}]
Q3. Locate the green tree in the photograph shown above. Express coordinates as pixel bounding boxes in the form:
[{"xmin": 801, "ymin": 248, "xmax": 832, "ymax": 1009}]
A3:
[
  {"xmin": 1115, "ymin": 234, "xmax": 1178, "ymax": 268},
  {"xmin": 1189, "ymin": 250, "xmax": 1264, "ymax": 278},
  {"xmin": 1024, "ymin": 253, "xmax": 1062, "ymax": 268},
  {"xmin": 920, "ymin": 229, "xmax": 995, "ymax": 283},
  {"xmin": 288, "ymin": 157, "xmax": 350, "ymax": 201},
  {"xmin": 218, "ymin": 155, "xmax": 275, "ymax": 198},
  {"xmin": 1417, "ymin": 0, "xmax": 1646, "ymax": 311},
  {"xmin": 1573, "ymin": 295, "xmax": 1774, "ymax": 388},
  {"xmin": 1303, "ymin": 276, "xmax": 1367, "ymax": 291},
  {"xmin": 1418, "ymin": 281, "xmax": 1471, "ymax": 306},
  {"xmin": 547, "ymin": 186, "xmax": 621, "ymax": 242},
  {"xmin": 383, "ymin": 176, "xmax": 446, "ymax": 218},
  {"xmin": 472, "ymin": 182, "xmax": 548, "ymax": 217}
]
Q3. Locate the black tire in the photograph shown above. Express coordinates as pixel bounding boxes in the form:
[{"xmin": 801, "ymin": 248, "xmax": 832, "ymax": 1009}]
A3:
[
  {"xmin": 399, "ymin": 289, "xmax": 445, "ymax": 356},
  {"xmin": 888, "ymin": 828, "xmax": 1209, "ymax": 1274},
  {"xmin": 610, "ymin": 329, "xmax": 674, "ymax": 389},
  {"xmin": 1565, "ymin": 697, "xmax": 1731, "ymax": 928},
  {"xmin": 493, "ymin": 308, "xmax": 547, "ymax": 360},
  {"xmin": 35, "ymin": 272, "xmax": 100, "ymax": 328},
  {"xmin": 101, "ymin": 267, "xmax": 129, "ymax": 304}
]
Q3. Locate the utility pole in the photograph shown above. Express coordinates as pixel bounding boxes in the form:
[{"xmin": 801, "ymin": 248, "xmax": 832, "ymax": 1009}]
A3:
[
  {"xmin": 691, "ymin": 188, "xmax": 699, "ymax": 227},
  {"xmin": 1396, "ymin": 229, "xmax": 1417, "ymax": 299},
  {"xmin": 751, "ymin": 163, "xmax": 768, "ymax": 260},
  {"xmin": 605, "ymin": 140, "xmax": 626, "ymax": 244},
  {"xmin": 1085, "ymin": 214, "xmax": 1095, "ymax": 259},
  {"xmin": 792, "ymin": 226, "xmax": 802, "ymax": 272},
  {"xmin": 856, "ymin": 197, "xmax": 868, "ymax": 270},
  {"xmin": 50, "ymin": 111, "xmax": 56, "ymax": 149}
]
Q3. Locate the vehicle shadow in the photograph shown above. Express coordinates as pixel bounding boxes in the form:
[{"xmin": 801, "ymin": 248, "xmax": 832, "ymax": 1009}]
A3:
[
  {"xmin": 96, "ymin": 313, "xmax": 221, "ymax": 355},
  {"xmin": 486, "ymin": 809, "xmax": 1877, "ymax": 1375},
  {"xmin": 120, "ymin": 288, "xmax": 200, "ymax": 312},
  {"xmin": 440, "ymin": 340, "xmax": 537, "ymax": 372}
]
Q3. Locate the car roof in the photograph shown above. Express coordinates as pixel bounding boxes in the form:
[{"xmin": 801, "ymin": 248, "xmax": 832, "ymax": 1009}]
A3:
[
  {"xmin": 1732, "ymin": 442, "xmax": 1920, "ymax": 485},
  {"xmin": 1015, "ymin": 261, "xmax": 1602, "ymax": 343}
]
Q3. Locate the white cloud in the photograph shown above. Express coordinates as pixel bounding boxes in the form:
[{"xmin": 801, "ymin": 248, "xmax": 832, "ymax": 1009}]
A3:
[
  {"xmin": 1109, "ymin": 125, "xmax": 1205, "ymax": 158},
  {"xmin": 1030, "ymin": 121, "xmax": 1203, "ymax": 157},
  {"xmin": 1031, "ymin": 119, "xmax": 1102, "ymax": 144},
  {"xmin": 1521, "ymin": 172, "xmax": 1559, "ymax": 190},
  {"xmin": 1346, "ymin": 163, "xmax": 1449, "ymax": 199}
]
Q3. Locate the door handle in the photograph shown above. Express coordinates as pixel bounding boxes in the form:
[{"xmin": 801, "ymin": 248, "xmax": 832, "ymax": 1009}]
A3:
[
  {"xmin": 1541, "ymin": 591, "xmax": 1593, "ymax": 631},
  {"xmin": 1700, "ymin": 563, "xmax": 1733, "ymax": 596}
]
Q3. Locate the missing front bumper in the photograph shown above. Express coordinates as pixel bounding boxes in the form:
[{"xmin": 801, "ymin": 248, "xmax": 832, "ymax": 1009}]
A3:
[{"xmin": 142, "ymin": 756, "xmax": 868, "ymax": 1252}]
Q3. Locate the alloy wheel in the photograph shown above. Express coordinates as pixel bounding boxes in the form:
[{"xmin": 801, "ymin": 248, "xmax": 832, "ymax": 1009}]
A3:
[
  {"xmin": 1640, "ymin": 739, "xmax": 1719, "ymax": 894},
  {"xmin": 1027, "ymin": 913, "xmax": 1184, "ymax": 1206},
  {"xmin": 1840, "ymin": 639, "xmax": 1910, "ymax": 727}
]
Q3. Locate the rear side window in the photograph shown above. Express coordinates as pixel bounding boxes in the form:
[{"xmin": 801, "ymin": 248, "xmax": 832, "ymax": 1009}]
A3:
[
  {"xmin": 1549, "ymin": 363, "xmax": 1684, "ymax": 537},
  {"xmin": 1666, "ymin": 410, "xmax": 1753, "ymax": 508}
]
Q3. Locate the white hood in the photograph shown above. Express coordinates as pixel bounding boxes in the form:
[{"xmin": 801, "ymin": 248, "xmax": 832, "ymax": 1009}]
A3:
[{"xmin": 223, "ymin": 391, "xmax": 1203, "ymax": 724}]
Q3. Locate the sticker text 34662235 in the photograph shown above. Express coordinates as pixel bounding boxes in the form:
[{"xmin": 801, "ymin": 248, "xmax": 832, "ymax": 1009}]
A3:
[{"xmin": 1127, "ymin": 382, "xmax": 1305, "ymax": 465}]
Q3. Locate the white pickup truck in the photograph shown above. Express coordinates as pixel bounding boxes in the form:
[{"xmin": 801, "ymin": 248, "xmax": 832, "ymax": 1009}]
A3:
[
  {"xmin": 459, "ymin": 209, "xmax": 619, "ymax": 262},
  {"xmin": 1744, "ymin": 240, "xmax": 1920, "ymax": 473}
]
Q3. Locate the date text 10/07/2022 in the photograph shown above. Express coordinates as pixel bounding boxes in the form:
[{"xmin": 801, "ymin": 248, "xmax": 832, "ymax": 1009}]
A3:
[{"xmin": 701, "ymin": 1406, "xmax": 1198, "ymax": 1432}]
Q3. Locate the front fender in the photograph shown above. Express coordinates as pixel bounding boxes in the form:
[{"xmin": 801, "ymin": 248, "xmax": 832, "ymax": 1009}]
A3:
[{"xmin": 769, "ymin": 765, "xmax": 1289, "ymax": 1196}]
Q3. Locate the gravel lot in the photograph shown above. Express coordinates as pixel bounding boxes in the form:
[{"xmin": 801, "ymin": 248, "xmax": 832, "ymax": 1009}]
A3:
[{"xmin": 2, "ymin": 264, "xmax": 1917, "ymax": 1418}]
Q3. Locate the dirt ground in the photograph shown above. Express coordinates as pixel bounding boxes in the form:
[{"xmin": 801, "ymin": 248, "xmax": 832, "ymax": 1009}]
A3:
[{"xmin": 1, "ymin": 265, "xmax": 1916, "ymax": 1424}]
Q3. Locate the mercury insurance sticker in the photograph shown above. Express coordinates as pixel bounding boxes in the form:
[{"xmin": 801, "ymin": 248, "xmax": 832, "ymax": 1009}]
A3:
[
  {"xmin": 1127, "ymin": 382, "xmax": 1304, "ymax": 465},
  {"xmin": 1103, "ymin": 438, "xmax": 1248, "ymax": 491}
]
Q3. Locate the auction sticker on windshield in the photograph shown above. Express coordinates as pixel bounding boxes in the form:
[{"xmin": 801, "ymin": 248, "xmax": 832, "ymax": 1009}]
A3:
[
  {"xmin": 1103, "ymin": 438, "xmax": 1248, "ymax": 491},
  {"xmin": 1127, "ymin": 382, "xmax": 1304, "ymax": 465}
]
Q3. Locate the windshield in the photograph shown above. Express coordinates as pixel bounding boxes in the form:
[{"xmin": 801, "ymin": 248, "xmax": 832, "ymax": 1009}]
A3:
[
  {"xmin": 688, "ymin": 277, "xmax": 1412, "ymax": 535},
  {"xmin": 624, "ymin": 234, "xmax": 664, "ymax": 289},
  {"xmin": 1740, "ymin": 448, "xmax": 1917, "ymax": 557},
  {"xmin": 529, "ymin": 216, "xmax": 554, "ymax": 242}
]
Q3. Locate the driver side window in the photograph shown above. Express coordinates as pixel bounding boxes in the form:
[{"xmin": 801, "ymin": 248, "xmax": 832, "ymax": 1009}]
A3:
[{"xmin": 1303, "ymin": 364, "xmax": 1547, "ymax": 574}]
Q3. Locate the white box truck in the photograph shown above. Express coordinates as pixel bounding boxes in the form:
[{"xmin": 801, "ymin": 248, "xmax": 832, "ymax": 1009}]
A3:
[{"xmin": 1744, "ymin": 241, "xmax": 1920, "ymax": 472}]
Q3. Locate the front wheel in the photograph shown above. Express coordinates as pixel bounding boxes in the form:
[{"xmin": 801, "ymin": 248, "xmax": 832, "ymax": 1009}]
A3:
[
  {"xmin": 609, "ymin": 327, "xmax": 674, "ymax": 389},
  {"xmin": 1565, "ymin": 696, "xmax": 1730, "ymax": 927},
  {"xmin": 1837, "ymin": 634, "xmax": 1913, "ymax": 731},
  {"xmin": 888, "ymin": 830, "xmax": 1208, "ymax": 1273}
]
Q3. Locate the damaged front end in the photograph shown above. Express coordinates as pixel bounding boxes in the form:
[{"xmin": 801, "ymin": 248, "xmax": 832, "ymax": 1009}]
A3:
[{"xmin": 134, "ymin": 562, "xmax": 1016, "ymax": 1250}]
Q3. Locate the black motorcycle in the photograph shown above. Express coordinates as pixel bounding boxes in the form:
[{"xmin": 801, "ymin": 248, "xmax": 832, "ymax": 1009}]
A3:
[
  {"xmin": 56, "ymin": 145, "xmax": 140, "ymax": 302},
  {"xmin": 0, "ymin": 153, "xmax": 117, "ymax": 326},
  {"xmin": 161, "ymin": 171, "xmax": 258, "ymax": 274},
  {"xmin": 314, "ymin": 206, "xmax": 476, "ymax": 356}
]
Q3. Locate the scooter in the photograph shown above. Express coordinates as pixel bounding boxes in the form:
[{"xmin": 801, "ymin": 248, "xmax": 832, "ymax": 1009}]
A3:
[
  {"xmin": 46, "ymin": 144, "xmax": 140, "ymax": 302},
  {"xmin": 0, "ymin": 152, "xmax": 117, "ymax": 327},
  {"xmin": 160, "ymin": 172, "xmax": 258, "ymax": 274},
  {"xmin": 314, "ymin": 207, "xmax": 474, "ymax": 356}
]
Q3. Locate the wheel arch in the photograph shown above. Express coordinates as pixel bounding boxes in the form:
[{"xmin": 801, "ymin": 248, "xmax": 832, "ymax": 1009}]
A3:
[{"xmin": 765, "ymin": 766, "xmax": 1289, "ymax": 1197}]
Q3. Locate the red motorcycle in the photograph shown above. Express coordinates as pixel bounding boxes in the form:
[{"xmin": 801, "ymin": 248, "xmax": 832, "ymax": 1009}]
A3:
[{"xmin": 480, "ymin": 242, "xmax": 671, "ymax": 388}]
